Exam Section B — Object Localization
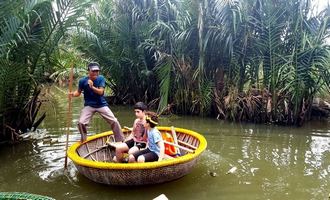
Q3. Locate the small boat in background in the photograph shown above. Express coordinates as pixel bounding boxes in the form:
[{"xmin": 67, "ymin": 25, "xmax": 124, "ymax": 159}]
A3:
[{"xmin": 67, "ymin": 127, "xmax": 207, "ymax": 186}]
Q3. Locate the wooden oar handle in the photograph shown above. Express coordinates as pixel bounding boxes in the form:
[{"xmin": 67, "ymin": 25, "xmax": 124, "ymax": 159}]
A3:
[
  {"xmin": 171, "ymin": 126, "xmax": 180, "ymax": 154},
  {"xmin": 163, "ymin": 141, "xmax": 195, "ymax": 153},
  {"xmin": 64, "ymin": 65, "xmax": 74, "ymax": 169},
  {"xmin": 83, "ymin": 144, "xmax": 110, "ymax": 158}
]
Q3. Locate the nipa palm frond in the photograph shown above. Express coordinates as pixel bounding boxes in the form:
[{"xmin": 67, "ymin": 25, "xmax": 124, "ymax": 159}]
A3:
[{"xmin": 155, "ymin": 54, "xmax": 173, "ymax": 114}]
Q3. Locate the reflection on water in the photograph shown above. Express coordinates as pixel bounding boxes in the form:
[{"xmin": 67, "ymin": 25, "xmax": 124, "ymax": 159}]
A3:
[{"xmin": 0, "ymin": 87, "xmax": 329, "ymax": 200}]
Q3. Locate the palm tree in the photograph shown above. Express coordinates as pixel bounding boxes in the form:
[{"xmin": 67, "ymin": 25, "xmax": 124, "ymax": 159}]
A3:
[
  {"xmin": 247, "ymin": 0, "xmax": 330, "ymax": 124},
  {"xmin": 67, "ymin": 0, "xmax": 330, "ymax": 125},
  {"xmin": 70, "ymin": 0, "xmax": 158, "ymax": 104},
  {"xmin": 0, "ymin": 0, "xmax": 91, "ymax": 142}
]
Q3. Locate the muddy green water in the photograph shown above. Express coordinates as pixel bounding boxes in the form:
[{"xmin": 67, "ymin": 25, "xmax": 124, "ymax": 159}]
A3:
[{"xmin": 0, "ymin": 87, "xmax": 330, "ymax": 200}]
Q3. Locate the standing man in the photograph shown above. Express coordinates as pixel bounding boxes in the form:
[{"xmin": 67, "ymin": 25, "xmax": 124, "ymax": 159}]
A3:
[{"xmin": 70, "ymin": 62, "xmax": 124, "ymax": 142}]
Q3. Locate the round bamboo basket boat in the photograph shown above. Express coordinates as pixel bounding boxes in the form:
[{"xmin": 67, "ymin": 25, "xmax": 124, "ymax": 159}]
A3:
[{"xmin": 67, "ymin": 126, "xmax": 207, "ymax": 186}]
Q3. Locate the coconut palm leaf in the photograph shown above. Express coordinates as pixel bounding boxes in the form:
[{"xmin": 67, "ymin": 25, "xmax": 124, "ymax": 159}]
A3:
[{"xmin": 0, "ymin": 0, "xmax": 92, "ymax": 141}]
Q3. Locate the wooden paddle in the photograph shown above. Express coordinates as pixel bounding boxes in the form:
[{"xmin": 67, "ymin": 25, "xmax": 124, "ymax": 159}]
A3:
[
  {"xmin": 83, "ymin": 144, "xmax": 110, "ymax": 159},
  {"xmin": 171, "ymin": 126, "xmax": 181, "ymax": 155},
  {"xmin": 163, "ymin": 141, "xmax": 195, "ymax": 153},
  {"xmin": 64, "ymin": 65, "xmax": 74, "ymax": 169}
]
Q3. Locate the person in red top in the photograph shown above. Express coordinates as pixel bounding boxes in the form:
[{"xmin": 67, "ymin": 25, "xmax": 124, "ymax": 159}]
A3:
[{"xmin": 113, "ymin": 102, "xmax": 148, "ymax": 162}]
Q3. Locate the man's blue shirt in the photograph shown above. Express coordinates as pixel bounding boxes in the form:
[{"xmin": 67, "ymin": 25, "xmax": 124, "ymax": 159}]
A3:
[{"xmin": 78, "ymin": 75, "xmax": 108, "ymax": 108}]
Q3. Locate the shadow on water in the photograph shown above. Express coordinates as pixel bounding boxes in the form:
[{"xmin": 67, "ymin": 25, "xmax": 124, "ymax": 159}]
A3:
[{"xmin": 0, "ymin": 86, "xmax": 330, "ymax": 200}]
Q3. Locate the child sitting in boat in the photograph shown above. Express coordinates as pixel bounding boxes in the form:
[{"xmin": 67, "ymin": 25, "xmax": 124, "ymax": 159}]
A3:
[
  {"xmin": 128, "ymin": 112, "xmax": 165, "ymax": 163},
  {"xmin": 113, "ymin": 102, "xmax": 148, "ymax": 163}
]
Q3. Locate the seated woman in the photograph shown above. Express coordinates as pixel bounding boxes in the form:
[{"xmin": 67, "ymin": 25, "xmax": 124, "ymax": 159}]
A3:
[
  {"xmin": 128, "ymin": 112, "xmax": 165, "ymax": 163},
  {"xmin": 113, "ymin": 102, "xmax": 148, "ymax": 163}
]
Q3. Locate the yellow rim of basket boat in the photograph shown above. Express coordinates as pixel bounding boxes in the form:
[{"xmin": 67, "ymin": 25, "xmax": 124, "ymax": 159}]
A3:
[{"xmin": 67, "ymin": 127, "xmax": 207, "ymax": 170}]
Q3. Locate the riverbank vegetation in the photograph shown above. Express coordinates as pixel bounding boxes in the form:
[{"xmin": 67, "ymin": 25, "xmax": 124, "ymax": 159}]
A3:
[
  {"xmin": 70, "ymin": 0, "xmax": 330, "ymax": 125},
  {"xmin": 0, "ymin": 0, "xmax": 91, "ymax": 142},
  {"xmin": 1, "ymin": 0, "xmax": 329, "ymax": 142}
]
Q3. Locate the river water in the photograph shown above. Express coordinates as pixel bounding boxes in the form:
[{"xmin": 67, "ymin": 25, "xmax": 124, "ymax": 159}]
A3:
[{"xmin": 0, "ymin": 87, "xmax": 329, "ymax": 200}]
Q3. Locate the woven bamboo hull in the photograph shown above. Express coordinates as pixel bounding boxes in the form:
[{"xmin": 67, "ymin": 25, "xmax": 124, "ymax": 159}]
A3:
[
  {"xmin": 76, "ymin": 158, "xmax": 197, "ymax": 185},
  {"xmin": 68, "ymin": 127, "xmax": 207, "ymax": 186}
]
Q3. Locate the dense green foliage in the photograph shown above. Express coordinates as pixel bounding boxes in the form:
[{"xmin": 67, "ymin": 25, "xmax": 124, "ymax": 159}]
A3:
[
  {"xmin": 0, "ymin": 0, "xmax": 90, "ymax": 142},
  {"xmin": 72, "ymin": 0, "xmax": 330, "ymax": 125},
  {"xmin": 1, "ymin": 0, "xmax": 329, "ymax": 142}
]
